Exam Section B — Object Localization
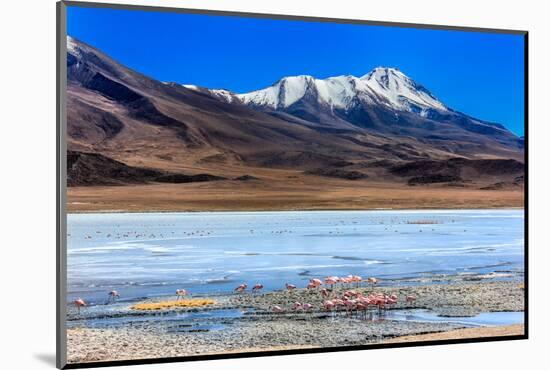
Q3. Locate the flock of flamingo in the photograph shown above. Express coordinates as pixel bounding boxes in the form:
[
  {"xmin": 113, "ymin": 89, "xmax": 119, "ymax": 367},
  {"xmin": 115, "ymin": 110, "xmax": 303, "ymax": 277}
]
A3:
[
  {"xmin": 72, "ymin": 275, "xmax": 417, "ymax": 317},
  {"xmin": 233, "ymin": 275, "xmax": 417, "ymax": 316}
]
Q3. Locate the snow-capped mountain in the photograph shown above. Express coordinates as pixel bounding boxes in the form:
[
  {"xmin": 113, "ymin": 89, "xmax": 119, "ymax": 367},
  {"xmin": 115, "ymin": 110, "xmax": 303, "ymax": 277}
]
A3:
[
  {"xmin": 181, "ymin": 67, "xmax": 447, "ymax": 117},
  {"xmin": 177, "ymin": 67, "xmax": 516, "ymax": 138}
]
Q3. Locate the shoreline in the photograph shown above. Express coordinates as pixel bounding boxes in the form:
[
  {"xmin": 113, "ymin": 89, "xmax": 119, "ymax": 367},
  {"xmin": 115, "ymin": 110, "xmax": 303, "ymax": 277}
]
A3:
[
  {"xmin": 66, "ymin": 206, "xmax": 526, "ymax": 215},
  {"xmin": 384, "ymin": 324, "xmax": 524, "ymax": 343},
  {"xmin": 67, "ymin": 280, "xmax": 525, "ymax": 364},
  {"xmin": 67, "ymin": 181, "xmax": 524, "ymax": 213}
]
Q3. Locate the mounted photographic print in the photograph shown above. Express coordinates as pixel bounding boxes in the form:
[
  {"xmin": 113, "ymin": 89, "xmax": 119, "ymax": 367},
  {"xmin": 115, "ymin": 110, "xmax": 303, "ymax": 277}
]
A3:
[{"xmin": 56, "ymin": 1, "xmax": 527, "ymax": 368}]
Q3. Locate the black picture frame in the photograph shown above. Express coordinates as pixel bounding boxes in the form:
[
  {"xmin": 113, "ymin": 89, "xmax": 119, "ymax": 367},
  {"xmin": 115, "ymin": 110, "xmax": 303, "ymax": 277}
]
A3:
[{"xmin": 56, "ymin": 1, "xmax": 529, "ymax": 368}]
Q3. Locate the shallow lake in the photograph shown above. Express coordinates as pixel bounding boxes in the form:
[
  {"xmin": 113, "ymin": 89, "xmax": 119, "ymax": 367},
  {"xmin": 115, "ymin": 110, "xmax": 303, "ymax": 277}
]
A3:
[{"xmin": 67, "ymin": 209, "xmax": 524, "ymax": 304}]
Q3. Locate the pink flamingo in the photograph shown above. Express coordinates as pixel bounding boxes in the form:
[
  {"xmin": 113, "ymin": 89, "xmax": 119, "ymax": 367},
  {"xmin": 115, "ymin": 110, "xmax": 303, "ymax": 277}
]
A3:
[
  {"xmin": 252, "ymin": 284, "xmax": 264, "ymax": 292},
  {"xmin": 406, "ymin": 295, "xmax": 417, "ymax": 306},
  {"xmin": 272, "ymin": 305, "xmax": 284, "ymax": 313},
  {"xmin": 306, "ymin": 282, "xmax": 317, "ymax": 289},
  {"xmin": 285, "ymin": 283, "xmax": 296, "ymax": 291},
  {"xmin": 107, "ymin": 290, "xmax": 119, "ymax": 303},
  {"xmin": 310, "ymin": 278, "xmax": 323, "ymax": 288},
  {"xmin": 386, "ymin": 294, "xmax": 398, "ymax": 309},
  {"xmin": 74, "ymin": 298, "xmax": 86, "ymax": 314},
  {"xmin": 355, "ymin": 301, "xmax": 368, "ymax": 319},
  {"xmin": 320, "ymin": 288, "xmax": 330, "ymax": 298},
  {"xmin": 367, "ymin": 277, "xmax": 378, "ymax": 289},
  {"xmin": 343, "ymin": 298, "xmax": 357, "ymax": 316},
  {"xmin": 175, "ymin": 289, "xmax": 187, "ymax": 300},
  {"xmin": 352, "ymin": 275, "xmax": 362, "ymax": 288},
  {"xmin": 323, "ymin": 300, "xmax": 335, "ymax": 311},
  {"xmin": 324, "ymin": 276, "xmax": 339, "ymax": 289},
  {"xmin": 234, "ymin": 283, "xmax": 248, "ymax": 293},
  {"xmin": 292, "ymin": 302, "xmax": 303, "ymax": 311},
  {"xmin": 302, "ymin": 303, "xmax": 314, "ymax": 311}
]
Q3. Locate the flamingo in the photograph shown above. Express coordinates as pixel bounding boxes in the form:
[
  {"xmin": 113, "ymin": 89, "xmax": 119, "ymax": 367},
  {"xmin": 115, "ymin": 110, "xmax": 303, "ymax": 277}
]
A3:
[
  {"xmin": 352, "ymin": 275, "xmax": 362, "ymax": 288},
  {"xmin": 320, "ymin": 288, "xmax": 330, "ymax": 298},
  {"xmin": 386, "ymin": 294, "xmax": 398, "ymax": 309},
  {"xmin": 355, "ymin": 301, "xmax": 368, "ymax": 319},
  {"xmin": 292, "ymin": 302, "xmax": 303, "ymax": 311},
  {"xmin": 252, "ymin": 284, "xmax": 264, "ymax": 292},
  {"xmin": 107, "ymin": 290, "xmax": 119, "ymax": 303},
  {"xmin": 285, "ymin": 283, "xmax": 296, "ymax": 291},
  {"xmin": 324, "ymin": 276, "xmax": 339, "ymax": 289},
  {"xmin": 272, "ymin": 305, "xmax": 284, "ymax": 313},
  {"xmin": 367, "ymin": 277, "xmax": 378, "ymax": 289},
  {"xmin": 310, "ymin": 278, "xmax": 323, "ymax": 288},
  {"xmin": 306, "ymin": 282, "xmax": 317, "ymax": 289},
  {"xmin": 302, "ymin": 303, "xmax": 314, "ymax": 311},
  {"xmin": 343, "ymin": 298, "xmax": 357, "ymax": 316},
  {"xmin": 74, "ymin": 298, "xmax": 86, "ymax": 314},
  {"xmin": 323, "ymin": 300, "xmax": 335, "ymax": 311},
  {"xmin": 234, "ymin": 283, "xmax": 248, "ymax": 293},
  {"xmin": 406, "ymin": 295, "xmax": 417, "ymax": 306},
  {"xmin": 175, "ymin": 289, "xmax": 187, "ymax": 300}
]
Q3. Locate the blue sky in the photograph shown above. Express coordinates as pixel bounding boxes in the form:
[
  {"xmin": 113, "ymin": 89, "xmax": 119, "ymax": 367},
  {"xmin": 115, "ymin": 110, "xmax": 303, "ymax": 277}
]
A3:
[{"xmin": 67, "ymin": 6, "xmax": 525, "ymax": 135}]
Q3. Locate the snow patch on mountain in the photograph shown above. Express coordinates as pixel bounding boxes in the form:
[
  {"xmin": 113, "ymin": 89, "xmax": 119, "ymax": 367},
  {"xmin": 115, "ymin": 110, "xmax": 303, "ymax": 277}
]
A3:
[
  {"xmin": 67, "ymin": 35, "xmax": 79, "ymax": 55},
  {"xmin": 361, "ymin": 67, "xmax": 446, "ymax": 111},
  {"xmin": 235, "ymin": 67, "xmax": 447, "ymax": 114}
]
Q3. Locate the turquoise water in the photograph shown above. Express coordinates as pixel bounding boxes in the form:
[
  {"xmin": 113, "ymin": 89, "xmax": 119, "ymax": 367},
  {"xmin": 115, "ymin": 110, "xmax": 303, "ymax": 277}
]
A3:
[{"xmin": 67, "ymin": 209, "xmax": 524, "ymax": 305}]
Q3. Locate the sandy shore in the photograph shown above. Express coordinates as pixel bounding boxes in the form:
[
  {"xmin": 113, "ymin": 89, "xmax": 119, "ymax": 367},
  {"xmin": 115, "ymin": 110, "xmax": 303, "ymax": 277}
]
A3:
[
  {"xmin": 67, "ymin": 181, "xmax": 524, "ymax": 213},
  {"xmin": 384, "ymin": 324, "xmax": 524, "ymax": 343},
  {"xmin": 67, "ymin": 280, "xmax": 524, "ymax": 364}
]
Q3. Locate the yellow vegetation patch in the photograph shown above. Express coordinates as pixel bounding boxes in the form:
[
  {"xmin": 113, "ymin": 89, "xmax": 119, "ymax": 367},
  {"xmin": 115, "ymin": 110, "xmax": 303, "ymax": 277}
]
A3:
[{"xmin": 131, "ymin": 299, "xmax": 215, "ymax": 311}]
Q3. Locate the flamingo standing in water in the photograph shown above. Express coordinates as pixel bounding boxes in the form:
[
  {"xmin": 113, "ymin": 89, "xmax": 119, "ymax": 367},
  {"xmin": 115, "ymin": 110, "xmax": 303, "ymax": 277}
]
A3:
[
  {"xmin": 107, "ymin": 290, "xmax": 119, "ymax": 304},
  {"xmin": 175, "ymin": 289, "xmax": 187, "ymax": 300},
  {"xmin": 310, "ymin": 278, "xmax": 323, "ymax": 288},
  {"xmin": 306, "ymin": 282, "xmax": 317, "ymax": 289},
  {"xmin": 252, "ymin": 283, "xmax": 264, "ymax": 292},
  {"xmin": 272, "ymin": 305, "xmax": 284, "ymax": 313},
  {"xmin": 74, "ymin": 298, "xmax": 86, "ymax": 314},
  {"xmin": 406, "ymin": 295, "xmax": 417, "ymax": 306},
  {"xmin": 324, "ymin": 276, "xmax": 339, "ymax": 290},
  {"xmin": 234, "ymin": 283, "xmax": 248, "ymax": 293},
  {"xmin": 285, "ymin": 283, "xmax": 296, "ymax": 291},
  {"xmin": 352, "ymin": 275, "xmax": 362, "ymax": 288},
  {"xmin": 332, "ymin": 298, "xmax": 345, "ymax": 314},
  {"xmin": 367, "ymin": 277, "xmax": 378, "ymax": 290},
  {"xmin": 323, "ymin": 300, "xmax": 335, "ymax": 311}
]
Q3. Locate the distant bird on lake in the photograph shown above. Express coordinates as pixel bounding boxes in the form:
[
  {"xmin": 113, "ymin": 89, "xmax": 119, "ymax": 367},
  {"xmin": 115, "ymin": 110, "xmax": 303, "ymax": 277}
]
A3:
[
  {"xmin": 107, "ymin": 290, "xmax": 119, "ymax": 303},
  {"xmin": 406, "ymin": 295, "xmax": 417, "ymax": 306},
  {"xmin": 175, "ymin": 289, "xmax": 187, "ymax": 300},
  {"xmin": 367, "ymin": 277, "xmax": 378, "ymax": 288},
  {"xmin": 324, "ymin": 276, "xmax": 339, "ymax": 289},
  {"xmin": 234, "ymin": 283, "xmax": 248, "ymax": 293},
  {"xmin": 310, "ymin": 278, "xmax": 323, "ymax": 287},
  {"xmin": 252, "ymin": 284, "xmax": 264, "ymax": 292},
  {"xmin": 74, "ymin": 298, "xmax": 86, "ymax": 314},
  {"xmin": 285, "ymin": 283, "xmax": 297, "ymax": 291},
  {"xmin": 323, "ymin": 300, "xmax": 335, "ymax": 311},
  {"xmin": 306, "ymin": 282, "xmax": 317, "ymax": 289}
]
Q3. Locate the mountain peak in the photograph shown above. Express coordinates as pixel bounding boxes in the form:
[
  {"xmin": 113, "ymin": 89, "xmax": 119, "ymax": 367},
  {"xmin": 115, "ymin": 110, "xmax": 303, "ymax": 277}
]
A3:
[
  {"xmin": 236, "ymin": 67, "xmax": 446, "ymax": 113},
  {"xmin": 359, "ymin": 66, "xmax": 446, "ymax": 112}
]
